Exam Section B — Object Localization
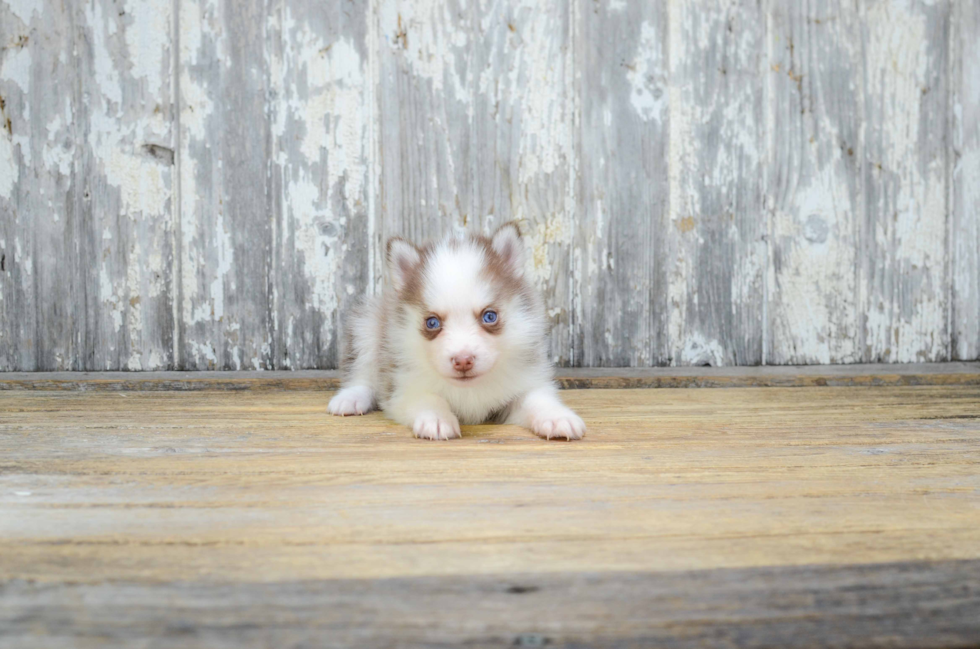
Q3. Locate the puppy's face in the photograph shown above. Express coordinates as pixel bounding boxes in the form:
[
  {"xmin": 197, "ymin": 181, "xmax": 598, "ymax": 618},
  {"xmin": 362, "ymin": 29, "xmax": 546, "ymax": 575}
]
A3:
[{"xmin": 388, "ymin": 223, "xmax": 531, "ymax": 385}]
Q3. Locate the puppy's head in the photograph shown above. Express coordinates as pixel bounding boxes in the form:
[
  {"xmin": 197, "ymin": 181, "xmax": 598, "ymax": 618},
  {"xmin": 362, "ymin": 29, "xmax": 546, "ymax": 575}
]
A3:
[{"xmin": 387, "ymin": 222, "xmax": 538, "ymax": 385}]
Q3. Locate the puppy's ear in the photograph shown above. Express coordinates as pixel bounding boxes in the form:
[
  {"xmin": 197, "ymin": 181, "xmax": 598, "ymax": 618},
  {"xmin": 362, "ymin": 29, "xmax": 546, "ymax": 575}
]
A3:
[
  {"xmin": 386, "ymin": 237, "xmax": 421, "ymax": 292},
  {"xmin": 491, "ymin": 221, "xmax": 525, "ymax": 278}
]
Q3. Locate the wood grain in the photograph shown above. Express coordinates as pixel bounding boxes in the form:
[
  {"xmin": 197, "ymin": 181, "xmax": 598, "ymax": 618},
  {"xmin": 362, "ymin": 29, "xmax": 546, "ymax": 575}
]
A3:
[
  {"xmin": 2, "ymin": 561, "xmax": 979, "ymax": 648},
  {"xmin": 78, "ymin": 0, "xmax": 177, "ymax": 371},
  {"xmin": 667, "ymin": 0, "xmax": 767, "ymax": 367},
  {"xmin": 1, "ymin": 385, "xmax": 979, "ymax": 644},
  {"xmin": 177, "ymin": 0, "xmax": 276, "ymax": 370},
  {"xmin": 0, "ymin": 0, "xmax": 78, "ymax": 370},
  {"xmin": 860, "ymin": 0, "xmax": 950, "ymax": 363},
  {"xmin": 0, "ymin": 0, "xmax": 177, "ymax": 372},
  {"xmin": 574, "ymin": 0, "xmax": 669, "ymax": 367},
  {"xmin": 951, "ymin": 0, "xmax": 980, "ymax": 361},
  {"xmin": 271, "ymin": 0, "xmax": 373, "ymax": 370},
  {"xmin": 767, "ymin": 1, "xmax": 863, "ymax": 365}
]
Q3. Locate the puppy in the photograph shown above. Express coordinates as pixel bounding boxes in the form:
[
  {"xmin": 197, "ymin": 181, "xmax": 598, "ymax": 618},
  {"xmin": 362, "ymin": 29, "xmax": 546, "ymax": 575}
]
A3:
[{"xmin": 328, "ymin": 222, "xmax": 585, "ymax": 441}]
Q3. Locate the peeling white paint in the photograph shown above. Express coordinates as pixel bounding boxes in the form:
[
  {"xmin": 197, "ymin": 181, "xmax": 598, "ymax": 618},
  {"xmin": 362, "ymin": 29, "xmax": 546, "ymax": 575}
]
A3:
[
  {"xmin": 0, "ymin": 131, "xmax": 15, "ymax": 200},
  {"xmin": 105, "ymin": 145, "xmax": 169, "ymax": 215},
  {"xmin": 3, "ymin": 0, "xmax": 38, "ymax": 24},
  {"xmin": 680, "ymin": 333, "xmax": 725, "ymax": 367},
  {"xmin": 0, "ymin": 18, "xmax": 31, "ymax": 201},
  {"xmin": 206, "ymin": 211, "xmax": 233, "ymax": 322},
  {"xmin": 42, "ymin": 98, "xmax": 75, "ymax": 178},
  {"xmin": 626, "ymin": 21, "xmax": 666, "ymax": 122},
  {"xmin": 126, "ymin": 240, "xmax": 144, "ymax": 369},
  {"xmin": 148, "ymin": 349, "xmax": 165, "ymax": 369},
  {"xmin": 380, "ymin": 0, "xmax": 469, "ymax": 100},
  {"xmin": 123, "ymin": 0, "xmax": 171, "ymax": 95},
  {"xmin": 99, "ymin": 262, "xmax": 125, "ymax": 333},
  {"xmin": 189, "ymin": 341, "xmax": 218, "ymax": 367},
  {"xmin": 83, "ymin": 0, "xmax": 172, "ymax": 234},
  {"xmin": 525, "ymin": 215, "xmax": 567, "ymax": 286},
  {"xmin": 0, "ymin": 44, "xmax": 31, "ymax": 95},
  {"xmin": 3, "ymin": 0, "xmax": 974, "ymax": 371},
  {"xmin": 864, "ymin": 0, "xmax": 946, "ymax": 362},
  {"xmin": 146, "ymin": 249, "xmax": 166, "ymax": 297},
  {"xmin": 178, "ymin": 0, "xmax": 216, "ymax": 140},
  {"xmin": 771, "ymin": 167, "xmax": 859, "ymax": 364},
  {"xmin": 277, "ymin": 8, "xmax": 368, "ymax": 334},
  {"xmin": 85, "ymin": 2, "xmax": 123, "ymax": 109},
  {"xmin": 667, "ymin": 0, "xmax": 705, "ymax": 363},
  {"xmin": 516, "ymin": 4, "xmax": 569, "ymax": 184},
  {"xmin": 178, "ymin": 0, "xmax": 225, "ymax": 346},
  {"xmin": 952, "ymin": 141, "xmax": 980, "ymax": 359},
  {"xmin": 666, "ymin": 11, "xmax": 695, "ymax": 223}
]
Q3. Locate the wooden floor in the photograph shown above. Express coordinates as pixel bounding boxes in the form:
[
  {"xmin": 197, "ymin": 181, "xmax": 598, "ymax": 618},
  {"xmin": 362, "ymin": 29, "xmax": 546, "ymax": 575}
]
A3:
[{"xmin": 2, "ymin": 379, "xmax": 980, "ymax": 647}]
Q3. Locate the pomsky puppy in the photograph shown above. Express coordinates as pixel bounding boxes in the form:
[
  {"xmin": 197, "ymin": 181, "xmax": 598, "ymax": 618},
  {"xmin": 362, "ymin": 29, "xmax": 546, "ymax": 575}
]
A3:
[{"xmin": 328, "ymin": 222, "xmax": 586, "ymax": 441}]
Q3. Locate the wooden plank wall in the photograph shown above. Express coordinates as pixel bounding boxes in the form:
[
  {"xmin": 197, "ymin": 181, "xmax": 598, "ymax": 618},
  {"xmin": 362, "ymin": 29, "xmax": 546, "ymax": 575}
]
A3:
[{"xmin": 0, "ymin": 0, "xmax": 976, "ymax": 370}]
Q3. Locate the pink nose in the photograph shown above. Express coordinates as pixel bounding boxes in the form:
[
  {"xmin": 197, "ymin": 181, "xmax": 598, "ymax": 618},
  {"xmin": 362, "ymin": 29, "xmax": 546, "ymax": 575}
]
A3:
[{"xmin": 452, "ymin": 354, "xmax": 474, "ymax": 373}]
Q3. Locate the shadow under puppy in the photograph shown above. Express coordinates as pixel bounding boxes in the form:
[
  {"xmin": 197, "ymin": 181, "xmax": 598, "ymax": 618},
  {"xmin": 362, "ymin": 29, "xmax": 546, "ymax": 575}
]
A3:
[{"xmin": 328, "ymin": 222, "xmax": 586, "ymax": 441}]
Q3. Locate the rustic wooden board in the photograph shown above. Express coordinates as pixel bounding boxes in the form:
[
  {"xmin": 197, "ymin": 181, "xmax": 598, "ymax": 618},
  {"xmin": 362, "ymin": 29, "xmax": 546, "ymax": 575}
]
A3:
[
  {"xmin": 861, "ymin": 0, "xmax": 950, "ymax": 363},
  {"xmin": 78, "ymin": 0, "xmax": 177, "ymax": 371},
  {"xmin": 1, "ymin": 386, "xmax": 979, "ymax": 644},
  {"xmin": 176, "ymin": 0, "xmax": 276, "ymax": 370},
  {"xmin": 767, "ymin": 2, "xmax": 863, "ymax": 365},
  {"xmin": 573, "ymin": 0, "xmax": 669, "ymax": 367},
  {"xmin": 2, "ymin": 561, "xmax": 979, "ymax": 648},
  {"xmin": 666, "ymin": 0, "xmax": 767, "ymax": 367},
  {"xmin": 951, "ymin": 0, "xmax": 980, "ymax": 361},
  {"xmin": 0, "ymin": 363, "xmax": 978, "ymax": 391},
  {"xmin": 0, "ymin": 0, "xmax": 77, "ymax": 371},
  {"xmin": 271, "ymin": 0, "xmax": 373, "ymax": 370},
  {"xmin": 1, "ymin": 0, "xmax": 177, "ymax": 372}
]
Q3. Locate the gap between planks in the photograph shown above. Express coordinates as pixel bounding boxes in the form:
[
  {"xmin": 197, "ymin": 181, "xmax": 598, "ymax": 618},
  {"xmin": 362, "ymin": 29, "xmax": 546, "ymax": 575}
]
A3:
[{"xmin": 0, "ymin": 362, "xmax": 977, "ymax": 391}]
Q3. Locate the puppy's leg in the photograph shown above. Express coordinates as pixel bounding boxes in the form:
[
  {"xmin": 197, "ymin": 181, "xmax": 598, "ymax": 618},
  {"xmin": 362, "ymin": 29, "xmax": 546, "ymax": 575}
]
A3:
[
  {"xmin": 329, "ymin": 299, "xmax": 380, "ymax": 417},
  {"xmin": 328, "ymin": 385, "xmax": 376, "ymax": 416},
  {"xmin": 509, "ymin": 384, "xmax": 586, "ymax": 440},
  {"xmin": 388, "ymin": 391, "xmax": 460, "ymax": 440}
]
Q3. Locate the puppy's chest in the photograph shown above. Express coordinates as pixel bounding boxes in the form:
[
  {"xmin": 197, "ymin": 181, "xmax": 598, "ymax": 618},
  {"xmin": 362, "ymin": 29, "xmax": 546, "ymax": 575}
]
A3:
[{"xmin": 441, "ymin": 381, "xmax": 522, "ymax": 424}]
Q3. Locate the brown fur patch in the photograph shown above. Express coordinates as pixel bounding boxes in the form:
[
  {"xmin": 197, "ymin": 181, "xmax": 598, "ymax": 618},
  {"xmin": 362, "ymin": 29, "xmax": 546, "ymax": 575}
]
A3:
[
  {"xmin": 397, "ymin": 242, "xmax": 434, "ymax": 308},
  {"xmin": 391, "ymin": 223, "xmax": 534, "ymax": 340},
  {"xmin": 476, "ymin": 231, "xmax": 534, "ymax": 308}
]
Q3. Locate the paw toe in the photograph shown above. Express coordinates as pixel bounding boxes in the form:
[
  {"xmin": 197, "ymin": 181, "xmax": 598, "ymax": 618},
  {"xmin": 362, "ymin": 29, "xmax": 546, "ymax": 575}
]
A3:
[
  {"xmin": 328, "ymin": 389, "xmax": 374, "ymax": 416},
  {"xmin": 413, "ymin": 412, "xmax": 460, "ymax": 440},
  {"xmin": 532, "ymin": 413, "xmax": 585, "ymax": 441}
]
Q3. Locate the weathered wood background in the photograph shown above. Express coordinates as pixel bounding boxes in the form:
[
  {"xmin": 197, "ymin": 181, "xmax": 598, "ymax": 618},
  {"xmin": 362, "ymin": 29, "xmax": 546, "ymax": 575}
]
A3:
[{"xmin": 0, "ymin": 0, "xmax": 977, "ymax": 370}]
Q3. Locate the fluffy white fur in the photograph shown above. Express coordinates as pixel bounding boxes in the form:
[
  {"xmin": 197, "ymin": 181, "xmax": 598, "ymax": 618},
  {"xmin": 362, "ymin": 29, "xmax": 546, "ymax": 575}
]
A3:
[{"xmin": 328, "ymin": 222, "xmax": 586, "ymax": 441}]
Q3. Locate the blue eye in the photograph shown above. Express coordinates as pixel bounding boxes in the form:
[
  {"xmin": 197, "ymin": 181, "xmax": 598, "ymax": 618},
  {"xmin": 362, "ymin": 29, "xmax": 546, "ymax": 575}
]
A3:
[
  {"xmin": 482, "ymin": 310, "xmax": 498, "ymax": 324},
  {"xmin": 425, "ymin": 316, "xmax": 441, "ymax": 330}
]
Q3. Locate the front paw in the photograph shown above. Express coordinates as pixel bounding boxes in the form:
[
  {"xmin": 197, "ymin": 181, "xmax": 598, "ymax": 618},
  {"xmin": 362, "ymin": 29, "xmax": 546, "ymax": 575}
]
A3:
[
  {"xmin": 328, "ymin": 386, "xmax": 375, "ymax": 416},
  {"xmin": 530, "ymin": 409, "xmax": 586, "ymax": 440},
  {"xmin": 413, "ymin": 411, "xmax": 461, "ymax": 440}
]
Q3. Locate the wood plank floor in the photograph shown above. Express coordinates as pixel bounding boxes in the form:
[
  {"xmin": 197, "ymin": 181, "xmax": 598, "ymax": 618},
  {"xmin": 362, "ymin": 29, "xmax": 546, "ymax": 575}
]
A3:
[{"xmin": 2, "ymin": 384, "xmax": 980, "ymax": 647}]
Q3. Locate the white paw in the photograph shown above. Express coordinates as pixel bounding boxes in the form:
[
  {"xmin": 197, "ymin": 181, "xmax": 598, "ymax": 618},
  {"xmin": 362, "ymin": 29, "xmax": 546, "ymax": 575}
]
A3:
[
  {"xmin": 413, "ymin": 411, "xmax": 461, "ymax": 440},
  {"xmin": 530, "ymin": 408, "xmax": 586, "ymax": 440},
  {"xmin": 328, "ymin": 386, "xmax": 375, "ymax": 416}
]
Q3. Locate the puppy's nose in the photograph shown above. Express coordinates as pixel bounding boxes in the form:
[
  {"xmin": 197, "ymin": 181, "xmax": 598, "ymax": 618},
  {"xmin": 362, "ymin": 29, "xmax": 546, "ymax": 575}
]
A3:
[{"xmin": 452, "ymin": 354, "xmax": 474, "ymax": 373}]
